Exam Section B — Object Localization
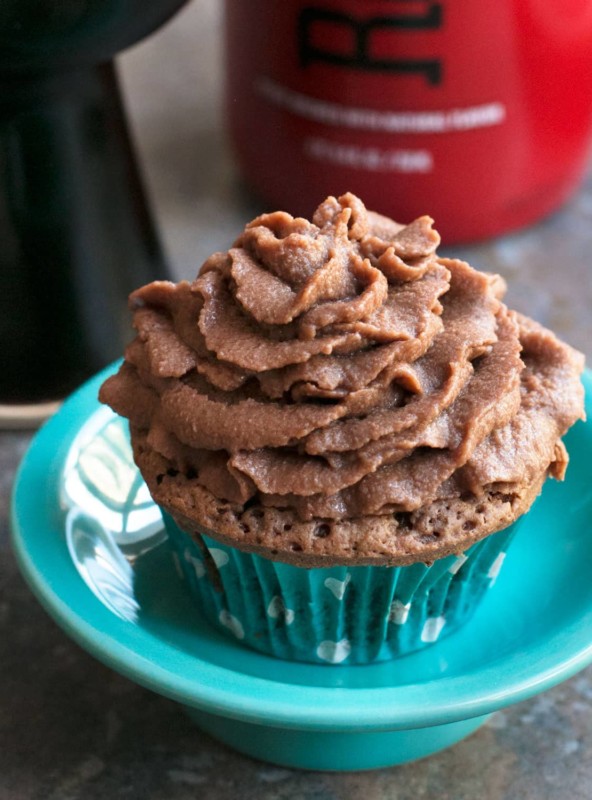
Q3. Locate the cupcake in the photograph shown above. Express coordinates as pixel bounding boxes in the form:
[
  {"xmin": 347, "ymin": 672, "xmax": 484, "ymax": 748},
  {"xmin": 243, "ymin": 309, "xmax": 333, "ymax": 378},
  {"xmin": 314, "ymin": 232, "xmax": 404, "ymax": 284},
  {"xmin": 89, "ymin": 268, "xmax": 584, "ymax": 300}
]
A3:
[{"xmin": 99, "ymin": 193, "xmax": 585, "ymax": 664}]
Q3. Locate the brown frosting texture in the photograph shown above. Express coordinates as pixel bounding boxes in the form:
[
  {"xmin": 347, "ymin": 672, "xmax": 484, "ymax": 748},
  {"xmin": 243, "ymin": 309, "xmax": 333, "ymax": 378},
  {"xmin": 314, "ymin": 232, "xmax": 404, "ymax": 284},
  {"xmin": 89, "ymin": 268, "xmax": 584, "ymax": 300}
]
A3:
[{"xmin": 100, "ymin": 194, "xmax": 585, "ymax": 565}]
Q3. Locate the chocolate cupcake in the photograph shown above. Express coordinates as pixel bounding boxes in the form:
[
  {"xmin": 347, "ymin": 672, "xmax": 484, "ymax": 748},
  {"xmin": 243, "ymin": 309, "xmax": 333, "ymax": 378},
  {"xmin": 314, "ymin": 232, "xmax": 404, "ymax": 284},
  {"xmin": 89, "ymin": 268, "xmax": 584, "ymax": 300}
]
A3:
[{"xmin": 99, "ymin": 194, "xmax": 585, "ymax": 664}]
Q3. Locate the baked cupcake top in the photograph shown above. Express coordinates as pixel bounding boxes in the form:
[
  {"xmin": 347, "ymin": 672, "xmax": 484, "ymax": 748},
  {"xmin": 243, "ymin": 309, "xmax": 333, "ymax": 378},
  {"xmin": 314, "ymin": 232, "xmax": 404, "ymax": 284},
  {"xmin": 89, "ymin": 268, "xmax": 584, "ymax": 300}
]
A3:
[{"xmin": 100, "ymin": 194, "xmax": 585, "ymax": 566}]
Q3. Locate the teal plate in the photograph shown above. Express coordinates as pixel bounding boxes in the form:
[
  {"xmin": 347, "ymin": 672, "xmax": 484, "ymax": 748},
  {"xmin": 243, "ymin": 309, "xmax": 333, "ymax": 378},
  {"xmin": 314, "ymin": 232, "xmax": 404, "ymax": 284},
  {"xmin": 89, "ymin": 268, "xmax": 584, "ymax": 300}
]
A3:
[{"xmin": 11, "ymin": 365, "xmax": 592, "ymax": 771}]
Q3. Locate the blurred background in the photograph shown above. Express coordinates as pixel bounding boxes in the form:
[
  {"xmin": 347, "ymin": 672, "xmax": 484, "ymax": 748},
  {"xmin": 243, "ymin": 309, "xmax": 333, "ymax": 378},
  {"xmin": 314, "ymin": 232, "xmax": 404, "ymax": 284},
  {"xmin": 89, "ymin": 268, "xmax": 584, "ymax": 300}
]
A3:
[{"xmin": 119, "ymin": 0, "xmax": 247, "ymax": 275}]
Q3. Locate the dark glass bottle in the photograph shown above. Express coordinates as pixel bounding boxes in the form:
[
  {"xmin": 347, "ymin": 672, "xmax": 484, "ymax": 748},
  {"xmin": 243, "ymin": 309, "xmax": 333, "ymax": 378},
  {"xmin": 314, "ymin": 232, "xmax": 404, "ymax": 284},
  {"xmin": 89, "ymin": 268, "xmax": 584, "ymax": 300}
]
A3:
[{"xmin": 0, "ymin": 0, "xmax": 188, "ymax": 411}]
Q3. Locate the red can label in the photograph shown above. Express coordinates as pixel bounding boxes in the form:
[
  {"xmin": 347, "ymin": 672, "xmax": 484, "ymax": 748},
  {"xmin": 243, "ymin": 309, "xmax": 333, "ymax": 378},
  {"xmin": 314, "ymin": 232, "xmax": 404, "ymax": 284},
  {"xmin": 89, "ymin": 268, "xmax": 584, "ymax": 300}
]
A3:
[{"xmin": 225, "ymin": 1, "xmax": 592, "ymax": 241}]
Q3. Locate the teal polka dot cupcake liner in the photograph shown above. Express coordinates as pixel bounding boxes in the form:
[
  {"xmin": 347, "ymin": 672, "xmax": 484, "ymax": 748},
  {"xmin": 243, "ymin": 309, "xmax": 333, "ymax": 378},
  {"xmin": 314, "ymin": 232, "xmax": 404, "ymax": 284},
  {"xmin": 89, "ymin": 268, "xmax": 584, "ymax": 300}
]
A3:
[{"xmin": 163, "ymin": 511, "xmax": 519, "ymax": 665}]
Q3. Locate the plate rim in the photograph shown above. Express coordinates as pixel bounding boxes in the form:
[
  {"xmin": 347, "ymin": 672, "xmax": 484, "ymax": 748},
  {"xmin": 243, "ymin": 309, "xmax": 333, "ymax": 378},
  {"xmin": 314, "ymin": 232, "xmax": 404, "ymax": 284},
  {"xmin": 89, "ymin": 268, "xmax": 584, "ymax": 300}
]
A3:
[{"xmin": 10, "ymin": 363, "xmax": 592, "ymax": 732}]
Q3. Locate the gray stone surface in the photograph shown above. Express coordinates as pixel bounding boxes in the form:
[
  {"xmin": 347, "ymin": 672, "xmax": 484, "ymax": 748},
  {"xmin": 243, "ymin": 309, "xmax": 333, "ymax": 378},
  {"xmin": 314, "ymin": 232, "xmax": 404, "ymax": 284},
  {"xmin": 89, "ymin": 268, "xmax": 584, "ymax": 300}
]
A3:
[{"xmin": 2, "ymin": 1, "xmax": 592, "ymax": 797}]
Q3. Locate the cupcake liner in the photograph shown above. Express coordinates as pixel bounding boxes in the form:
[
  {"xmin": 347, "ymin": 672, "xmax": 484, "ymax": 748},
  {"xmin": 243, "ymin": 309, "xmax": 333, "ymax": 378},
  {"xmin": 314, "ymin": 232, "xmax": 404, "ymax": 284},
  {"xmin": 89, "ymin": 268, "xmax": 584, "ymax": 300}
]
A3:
[{"xmin": 163, "ymin": 511, "xmax": 519, "ymax": 665}]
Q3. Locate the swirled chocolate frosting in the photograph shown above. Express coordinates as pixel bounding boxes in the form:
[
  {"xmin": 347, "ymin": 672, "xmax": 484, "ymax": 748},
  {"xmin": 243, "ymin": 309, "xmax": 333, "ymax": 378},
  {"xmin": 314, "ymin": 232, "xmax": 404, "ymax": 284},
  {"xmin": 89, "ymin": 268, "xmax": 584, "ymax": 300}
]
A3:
[{"xmin": 100, "ymin": 194, "xmax": 585, "ymax": 565}]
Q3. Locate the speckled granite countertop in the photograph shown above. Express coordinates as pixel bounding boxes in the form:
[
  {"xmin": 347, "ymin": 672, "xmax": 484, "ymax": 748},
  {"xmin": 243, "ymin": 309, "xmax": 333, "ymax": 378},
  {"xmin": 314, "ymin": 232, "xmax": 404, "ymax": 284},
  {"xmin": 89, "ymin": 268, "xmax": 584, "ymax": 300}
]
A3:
[{"xmin": 2, "ymin": 2, "xmax": 592, "ymax": 798}]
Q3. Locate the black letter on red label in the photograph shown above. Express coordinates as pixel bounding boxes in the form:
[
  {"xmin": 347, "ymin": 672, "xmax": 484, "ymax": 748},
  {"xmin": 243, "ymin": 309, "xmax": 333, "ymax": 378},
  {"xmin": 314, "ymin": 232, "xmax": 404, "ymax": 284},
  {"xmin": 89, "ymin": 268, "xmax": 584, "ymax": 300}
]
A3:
[{"xmin": 298, "ymin": 3, "xmax": 443, "ymax": 85}]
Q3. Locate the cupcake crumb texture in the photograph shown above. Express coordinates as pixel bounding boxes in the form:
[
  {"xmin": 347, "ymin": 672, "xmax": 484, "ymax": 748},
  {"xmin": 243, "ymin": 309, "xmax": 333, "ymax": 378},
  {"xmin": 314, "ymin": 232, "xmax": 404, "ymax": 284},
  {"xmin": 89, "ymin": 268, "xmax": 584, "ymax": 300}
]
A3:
[{"xmin": 100, "ymin": 194, "xmax": 585, "ymax": 566}]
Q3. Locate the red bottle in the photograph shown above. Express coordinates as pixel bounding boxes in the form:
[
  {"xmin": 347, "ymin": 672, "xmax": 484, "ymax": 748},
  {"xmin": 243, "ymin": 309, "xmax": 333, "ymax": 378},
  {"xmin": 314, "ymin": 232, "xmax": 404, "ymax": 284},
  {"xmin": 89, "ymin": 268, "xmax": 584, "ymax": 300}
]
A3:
[{"xmin": 224, "ymin": 0, "xmax": 592, "ymax": 242}]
